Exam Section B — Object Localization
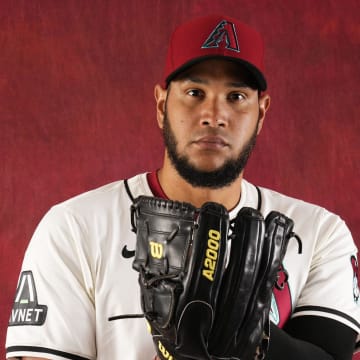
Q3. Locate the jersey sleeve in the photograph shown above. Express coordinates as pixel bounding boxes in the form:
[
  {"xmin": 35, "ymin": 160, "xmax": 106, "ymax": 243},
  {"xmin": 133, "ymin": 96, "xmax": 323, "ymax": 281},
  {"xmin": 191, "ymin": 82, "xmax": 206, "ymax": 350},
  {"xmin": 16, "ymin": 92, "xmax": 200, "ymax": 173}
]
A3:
[
  {"xmin": 6, "ymin": 204, "xmax": 96, "ymax": 360},
  {"xmin": 291, "ymin": 208, "xmax": 360, "ymax": 340}
]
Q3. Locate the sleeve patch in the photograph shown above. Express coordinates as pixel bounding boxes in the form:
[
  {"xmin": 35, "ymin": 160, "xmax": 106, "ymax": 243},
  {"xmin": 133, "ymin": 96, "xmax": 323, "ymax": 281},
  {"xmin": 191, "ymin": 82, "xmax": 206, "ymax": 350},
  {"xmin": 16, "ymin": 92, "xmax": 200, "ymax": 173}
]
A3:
[
  {"xmin": 351, "ymin": 255, "xmax": 360, "ymax": 305},
  {"xmin": 9, "ymin": 270, "xmax": 48, "ymax": 326}
]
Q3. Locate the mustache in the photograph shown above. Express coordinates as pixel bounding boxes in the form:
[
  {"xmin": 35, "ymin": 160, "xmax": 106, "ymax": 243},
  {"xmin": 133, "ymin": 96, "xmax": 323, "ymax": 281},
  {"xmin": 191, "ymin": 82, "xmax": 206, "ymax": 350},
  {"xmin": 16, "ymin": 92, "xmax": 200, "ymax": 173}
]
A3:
[{"xmin": 174, "ymin": 123, "xmax": 231, "ymax": 146}]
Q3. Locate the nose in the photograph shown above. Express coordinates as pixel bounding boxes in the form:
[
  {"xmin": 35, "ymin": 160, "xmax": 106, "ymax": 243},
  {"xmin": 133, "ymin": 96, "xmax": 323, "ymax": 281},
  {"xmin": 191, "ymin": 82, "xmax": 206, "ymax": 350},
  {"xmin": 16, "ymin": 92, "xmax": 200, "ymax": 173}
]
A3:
[{"xmin": 200, "ymin": 97, "xmax": 227, "ymax": 128}]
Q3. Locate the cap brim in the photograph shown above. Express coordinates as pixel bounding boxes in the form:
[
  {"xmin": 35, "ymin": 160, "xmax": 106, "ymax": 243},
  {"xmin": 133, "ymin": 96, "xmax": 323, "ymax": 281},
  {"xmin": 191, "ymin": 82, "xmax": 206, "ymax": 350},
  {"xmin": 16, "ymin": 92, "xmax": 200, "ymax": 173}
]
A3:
[{"xmin": 165, "ymin": 55, "xmax": 267, "ymax": 91}]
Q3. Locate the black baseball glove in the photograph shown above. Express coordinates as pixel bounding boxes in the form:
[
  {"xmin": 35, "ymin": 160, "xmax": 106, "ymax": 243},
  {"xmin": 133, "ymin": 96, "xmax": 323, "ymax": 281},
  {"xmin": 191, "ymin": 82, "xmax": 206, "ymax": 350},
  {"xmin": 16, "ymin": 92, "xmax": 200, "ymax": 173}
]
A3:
[
  {"xmin": 132, "ymin": 196, "xmax": 229, "ymax": 359},
  {"xmin": 131, "ymin": 196, "xmax": 295, "ymax": 360}
]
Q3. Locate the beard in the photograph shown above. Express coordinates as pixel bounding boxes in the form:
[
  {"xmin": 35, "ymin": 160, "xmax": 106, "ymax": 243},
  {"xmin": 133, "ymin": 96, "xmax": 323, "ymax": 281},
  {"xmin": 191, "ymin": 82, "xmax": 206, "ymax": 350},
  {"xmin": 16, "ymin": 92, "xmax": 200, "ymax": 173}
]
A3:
[{"xmin": 162, "ymin": 111, "xmax": 259, "ymax": 189}]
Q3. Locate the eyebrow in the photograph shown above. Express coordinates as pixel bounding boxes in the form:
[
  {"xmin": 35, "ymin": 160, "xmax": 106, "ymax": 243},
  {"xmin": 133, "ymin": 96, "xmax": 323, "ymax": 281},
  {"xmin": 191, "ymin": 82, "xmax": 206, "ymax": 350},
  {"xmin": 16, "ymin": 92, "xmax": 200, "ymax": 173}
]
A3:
[
  {"xmin": 226, "ymin": 81, "xmax": 253, "ymax": 88},
  {"xmin": 182, "ymin": 76, "xmax": 207, "ymax": 84}
]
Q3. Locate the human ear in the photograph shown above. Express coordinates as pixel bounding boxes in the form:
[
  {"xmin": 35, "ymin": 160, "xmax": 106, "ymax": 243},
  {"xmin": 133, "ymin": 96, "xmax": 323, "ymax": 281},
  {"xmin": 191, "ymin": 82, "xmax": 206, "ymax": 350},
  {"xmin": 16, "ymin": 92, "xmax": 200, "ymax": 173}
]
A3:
[
  {"xmin": 154, "ymin": 84, "xmax": 167, "ymax": 129},
  {"xmin": 256, "ymin": 93, "xmax": 271, "ymax": 134}
]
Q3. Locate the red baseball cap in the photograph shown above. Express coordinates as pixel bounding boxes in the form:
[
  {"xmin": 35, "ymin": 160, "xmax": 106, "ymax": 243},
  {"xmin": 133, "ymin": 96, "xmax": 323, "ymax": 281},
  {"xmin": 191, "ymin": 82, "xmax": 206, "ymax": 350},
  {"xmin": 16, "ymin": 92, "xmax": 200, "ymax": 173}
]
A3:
[{"xmin": 163, "ymin": 14, "xmax": 267, "ymax": 91}]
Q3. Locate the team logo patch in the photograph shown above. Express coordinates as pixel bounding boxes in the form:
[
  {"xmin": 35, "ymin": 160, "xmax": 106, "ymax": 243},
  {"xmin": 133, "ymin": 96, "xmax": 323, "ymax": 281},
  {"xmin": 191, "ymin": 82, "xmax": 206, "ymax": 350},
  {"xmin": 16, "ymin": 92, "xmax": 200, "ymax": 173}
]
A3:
[
  {"xmin": 9, "ymin": 270, "xmax": 47, "ymax": 326},
  {"xmin": 351, "ymin": 255, "xmax": 360, "ymax": 304},
  {"xmin": 202, "ymin": 20, "xmax": 240, "ymax": 52},
  {"xmin": 269, "ymin": 293, "xmax": 280, "ymax": 325}
]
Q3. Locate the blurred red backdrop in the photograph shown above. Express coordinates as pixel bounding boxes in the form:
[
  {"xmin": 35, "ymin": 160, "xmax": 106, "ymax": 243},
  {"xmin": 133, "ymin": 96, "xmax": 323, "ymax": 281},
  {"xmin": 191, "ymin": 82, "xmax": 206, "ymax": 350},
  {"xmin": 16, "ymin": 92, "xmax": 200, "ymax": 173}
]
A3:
[{"xmin": 1, "ymin": 0, "xmax": 359, "ymax": 358}]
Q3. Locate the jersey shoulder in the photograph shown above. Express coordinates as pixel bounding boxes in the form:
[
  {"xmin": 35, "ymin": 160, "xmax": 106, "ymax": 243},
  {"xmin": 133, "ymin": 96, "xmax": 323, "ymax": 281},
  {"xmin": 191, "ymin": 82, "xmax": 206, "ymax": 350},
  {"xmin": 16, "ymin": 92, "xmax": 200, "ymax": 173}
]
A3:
[
  {"xmin": 254, "ymin": 182, "xmax": 341, "ymax": 223},
  {"xmin": 243, "ymin": 180, "xmax": 356, "ymax": 253},
  {"xmin": 50, "ymin": 172, "xmax": 151, "ymax": 216}
]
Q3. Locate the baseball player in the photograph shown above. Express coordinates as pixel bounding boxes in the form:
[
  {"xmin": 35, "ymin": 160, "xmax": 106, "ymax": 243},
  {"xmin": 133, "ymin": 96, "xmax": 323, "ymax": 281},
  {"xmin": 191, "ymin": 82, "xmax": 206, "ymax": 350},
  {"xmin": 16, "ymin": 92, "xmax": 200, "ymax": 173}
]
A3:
[{"xmin": 6, "ymin": 14, "xmax": 360, "ymax": 360}]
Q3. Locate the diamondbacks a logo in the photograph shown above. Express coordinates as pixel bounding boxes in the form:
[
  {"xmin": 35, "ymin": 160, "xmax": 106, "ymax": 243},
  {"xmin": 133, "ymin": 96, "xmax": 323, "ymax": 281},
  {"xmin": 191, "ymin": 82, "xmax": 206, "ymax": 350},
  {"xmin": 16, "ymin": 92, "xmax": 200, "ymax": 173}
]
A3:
[
  {"xmin": 351, "ymin": 255, "xmax": 360, "ymax": 304},
  {"xmin": 9, "ymin": 271, "xmax": 47, "ymax": 326},
  {"xmin": 202, "ymin": 20, "xmax": 240, "ymax": 52}
]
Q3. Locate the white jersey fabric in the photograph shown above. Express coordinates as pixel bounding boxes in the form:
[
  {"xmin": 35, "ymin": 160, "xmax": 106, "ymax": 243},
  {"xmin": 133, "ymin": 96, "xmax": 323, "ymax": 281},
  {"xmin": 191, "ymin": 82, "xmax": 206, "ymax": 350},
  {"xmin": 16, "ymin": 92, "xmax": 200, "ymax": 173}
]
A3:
[{"xmin": 6, "ymin": 172, "xmax": 360, "ymax": 359}]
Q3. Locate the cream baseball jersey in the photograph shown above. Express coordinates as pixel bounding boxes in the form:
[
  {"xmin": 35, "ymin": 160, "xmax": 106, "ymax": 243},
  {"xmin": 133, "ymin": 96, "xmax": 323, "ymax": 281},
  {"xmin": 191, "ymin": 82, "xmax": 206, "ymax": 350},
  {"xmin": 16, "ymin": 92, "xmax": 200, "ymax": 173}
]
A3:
[{"xmin": 6, "ymin": 172, "xmax": 360, "ymax": 359}]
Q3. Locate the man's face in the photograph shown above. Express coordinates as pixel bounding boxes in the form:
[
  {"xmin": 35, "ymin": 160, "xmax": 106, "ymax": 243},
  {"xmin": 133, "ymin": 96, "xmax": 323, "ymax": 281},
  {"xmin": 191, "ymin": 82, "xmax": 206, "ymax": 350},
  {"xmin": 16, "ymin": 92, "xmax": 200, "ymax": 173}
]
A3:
[{"xmin": 156, "ymin": 59, "xmax": 270, "ymax": 189}]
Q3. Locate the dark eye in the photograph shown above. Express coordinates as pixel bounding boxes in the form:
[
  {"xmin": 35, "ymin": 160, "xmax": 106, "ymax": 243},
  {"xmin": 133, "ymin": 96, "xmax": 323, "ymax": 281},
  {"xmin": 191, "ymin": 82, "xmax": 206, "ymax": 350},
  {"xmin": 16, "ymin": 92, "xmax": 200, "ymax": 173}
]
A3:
[
  {"xmin": 187, "ymin": 89, "xmax": 204, "ymax": 97},
  {"xmin": 228, "ymin": 92, "xmax": 246, "ymax": 102}
]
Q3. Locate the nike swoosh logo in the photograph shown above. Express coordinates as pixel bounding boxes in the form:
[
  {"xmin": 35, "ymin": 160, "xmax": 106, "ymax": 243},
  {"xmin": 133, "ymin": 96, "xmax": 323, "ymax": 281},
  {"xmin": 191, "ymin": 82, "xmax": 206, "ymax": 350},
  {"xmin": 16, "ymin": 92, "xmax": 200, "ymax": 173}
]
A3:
[{"xmin": 122, "ymin": 245, "xmax": 135, "ymax": 259}]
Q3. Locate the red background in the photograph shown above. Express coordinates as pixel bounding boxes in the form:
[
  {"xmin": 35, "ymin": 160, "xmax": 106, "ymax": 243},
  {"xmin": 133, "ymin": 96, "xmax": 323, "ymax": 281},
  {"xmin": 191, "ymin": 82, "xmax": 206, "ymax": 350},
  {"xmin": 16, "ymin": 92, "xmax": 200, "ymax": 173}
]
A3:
[{"xmin": 1, "ymin": 1, "xmax": 359, "ymax": 358}]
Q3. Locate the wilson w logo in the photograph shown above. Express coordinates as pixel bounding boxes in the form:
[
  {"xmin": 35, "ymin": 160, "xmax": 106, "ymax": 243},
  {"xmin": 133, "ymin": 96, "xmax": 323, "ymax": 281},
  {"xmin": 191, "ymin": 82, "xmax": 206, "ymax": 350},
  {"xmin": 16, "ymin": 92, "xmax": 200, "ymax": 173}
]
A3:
[{"xmin": 149, "ymin": 241, "xmax": 163, "ymax": 259}]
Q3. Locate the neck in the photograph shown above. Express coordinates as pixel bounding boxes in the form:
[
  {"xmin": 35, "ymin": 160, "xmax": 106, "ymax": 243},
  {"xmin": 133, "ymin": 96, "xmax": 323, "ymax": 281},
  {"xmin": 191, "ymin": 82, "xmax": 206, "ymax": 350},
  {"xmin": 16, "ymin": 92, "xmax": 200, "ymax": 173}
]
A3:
[{"xmin": 157, "ymin": 160, "xmax": 243, "ymax": 210}]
